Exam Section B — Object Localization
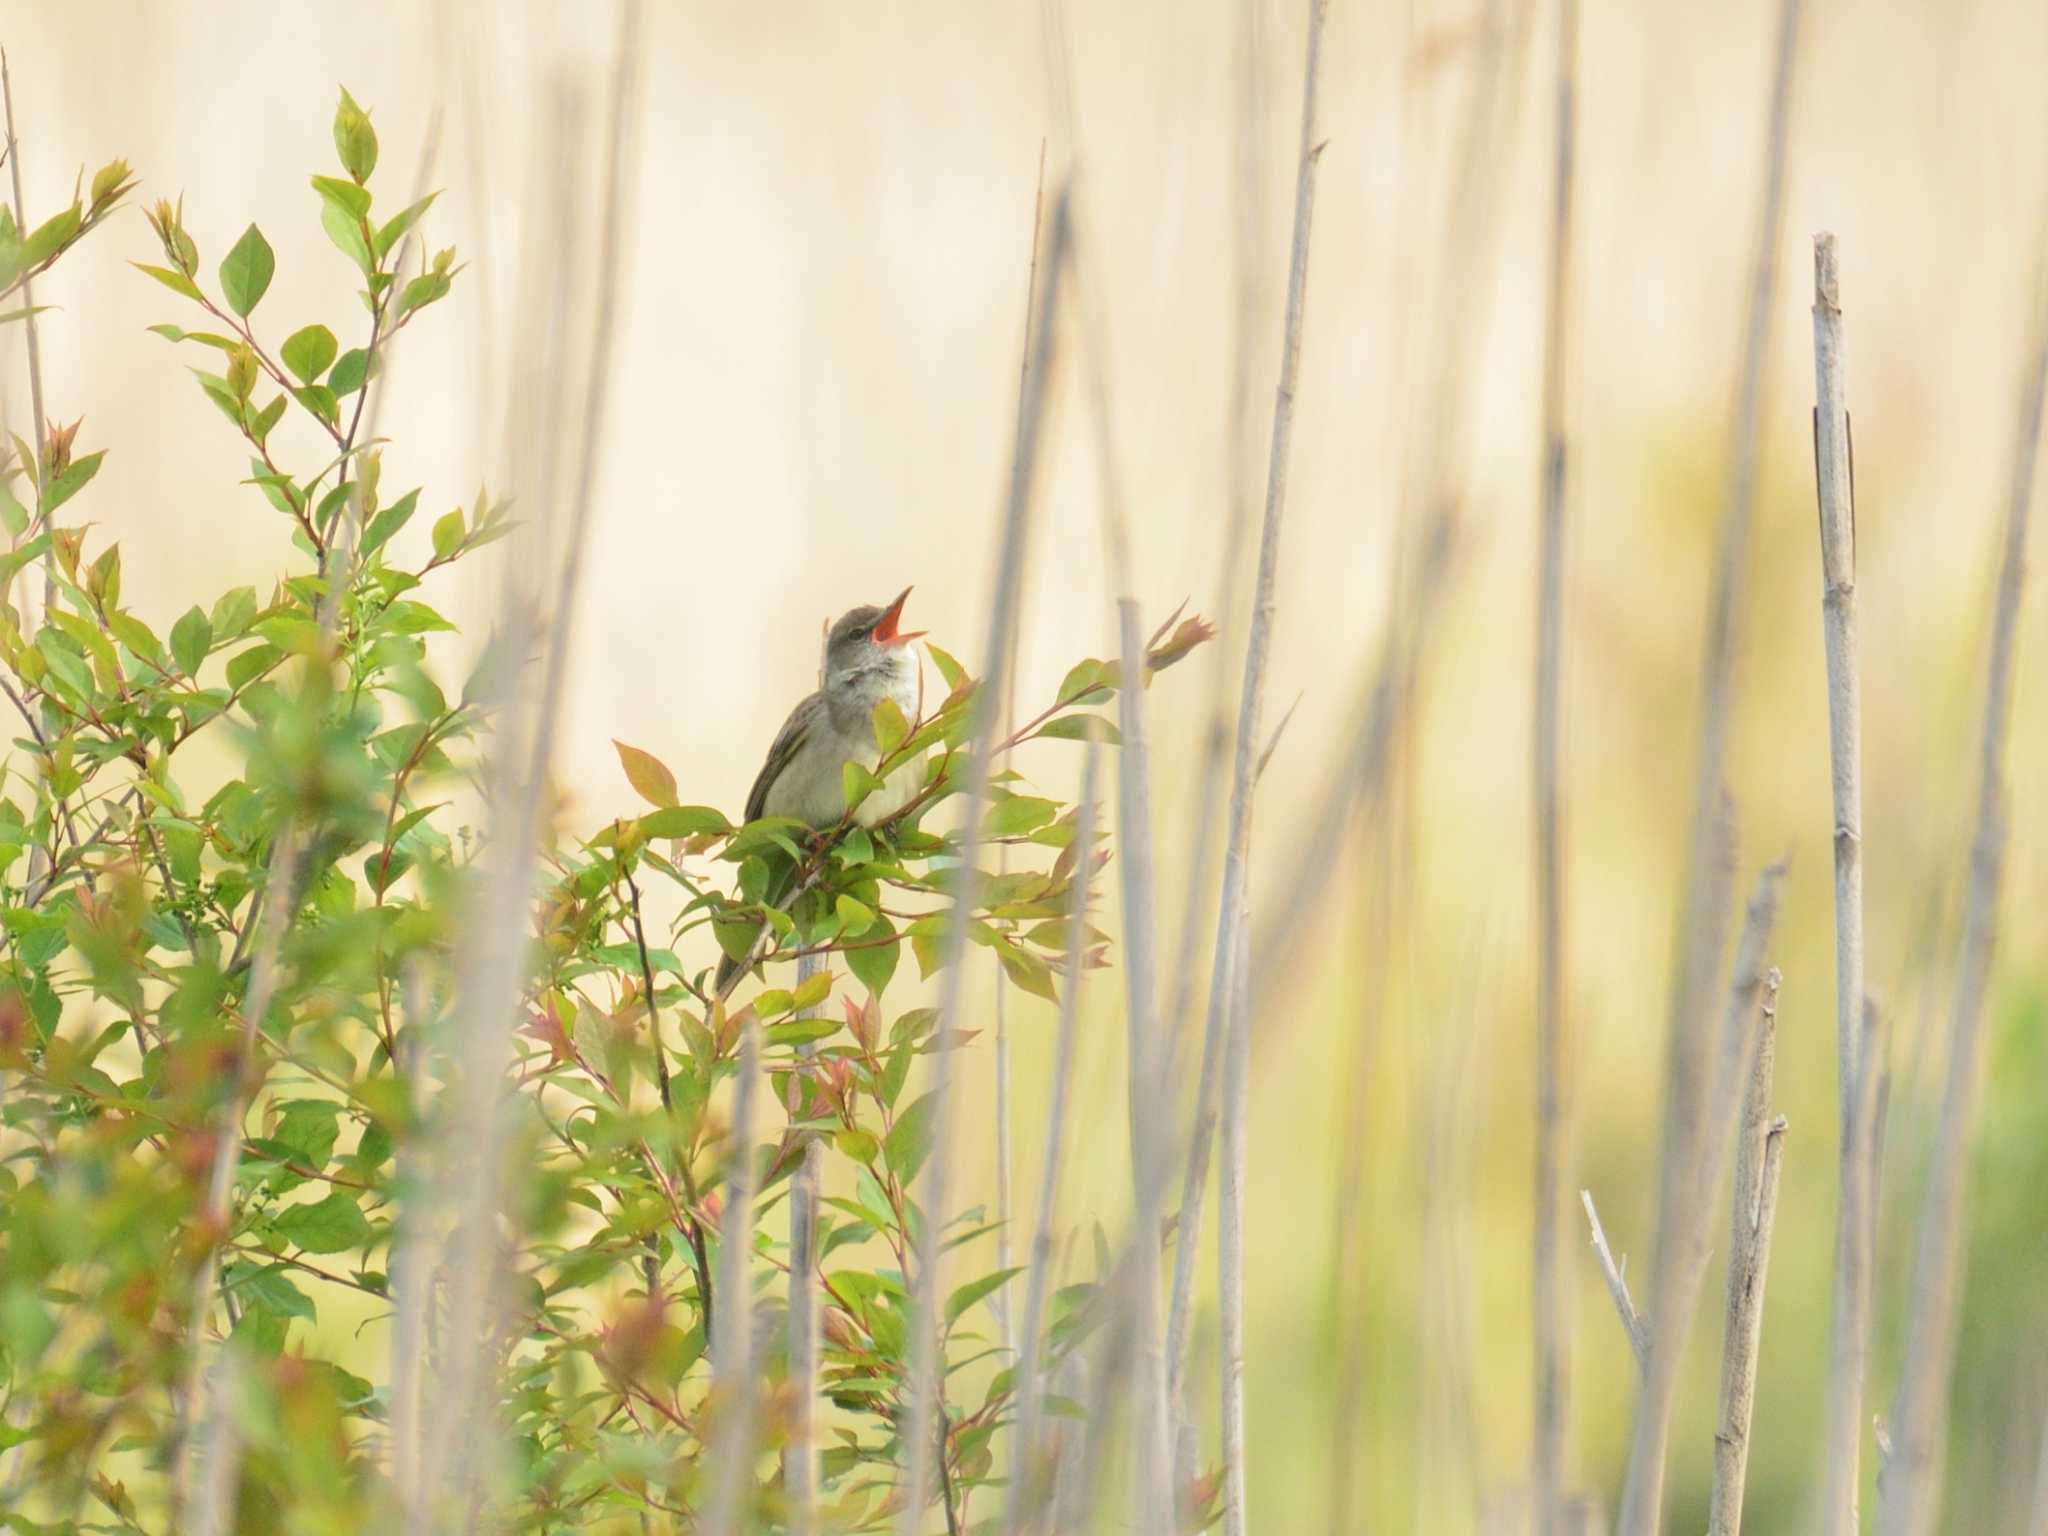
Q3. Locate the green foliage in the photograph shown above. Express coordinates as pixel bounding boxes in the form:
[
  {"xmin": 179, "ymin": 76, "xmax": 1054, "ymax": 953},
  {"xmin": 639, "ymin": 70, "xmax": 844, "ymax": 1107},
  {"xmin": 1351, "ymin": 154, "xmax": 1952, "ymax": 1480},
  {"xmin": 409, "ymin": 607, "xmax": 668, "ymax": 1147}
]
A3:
[{"xmin": 0, "ymin": 89, "xmax": 1197, "ymax": 1535}]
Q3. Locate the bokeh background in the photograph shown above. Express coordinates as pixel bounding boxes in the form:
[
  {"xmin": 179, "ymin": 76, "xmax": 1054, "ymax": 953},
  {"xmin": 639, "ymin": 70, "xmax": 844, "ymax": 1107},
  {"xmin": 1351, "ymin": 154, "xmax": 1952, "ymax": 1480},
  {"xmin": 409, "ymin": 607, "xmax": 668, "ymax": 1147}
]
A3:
[{"xmin": 7, "ymin": 1, "xmax": 2047, "ymax": 1529}]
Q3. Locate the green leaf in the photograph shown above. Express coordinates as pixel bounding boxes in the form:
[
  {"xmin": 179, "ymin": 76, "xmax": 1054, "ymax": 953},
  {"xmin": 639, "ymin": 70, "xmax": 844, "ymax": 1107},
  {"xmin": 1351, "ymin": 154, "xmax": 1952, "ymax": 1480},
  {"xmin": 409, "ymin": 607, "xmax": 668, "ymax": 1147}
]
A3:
[
  {"xmin": 273, "ymin": 1191, "xmax": 371, "ymax": 1255},
  {"xmin": 873, "ymin": 696, "xmax": 910, "ymax": 756},
  {"xmin": 946, "ymin": 1267, "xmax": 1025, "ymax": 1327},
  {"xmin": 280, "ymin": 324, "xmax": 338, "ymax": 384},
  {"xmin": 613, "ymin": 740, "xmax": 678, "ymax": 809},
  {"xmin": 219, "ymin": 224, "xmax": 276, "ymax": 317},
  {"xmin": 170, "ymin": 606, "xmax": 212, "ymax": 677},
  {"xmin": 229, "ymin": 1265, "xmax": 316, "ymax": 1321},
  {"xmin": 846, "ymin": 915, "xmax": 899, "ymax": 996},
  {"xmin": 321, "ymin": 199, "xmax": 373, "ymax": 276},
  {"xmin": 40, "ymin": 451, "xmax": 105, "ymax": 517},
  {"xmin": 766, "ymin": 1017, "xmax": 840, "ymax": 1047},
  {"xmin": 792, "ymin": 968, "xmax": 833, "ymax": 1012},
  {"xmin": 21, "ymin": 205, "xmax": 82, "ymax": 268},
  {"xmin": 359, "ymin": 487, "xmax": 420, "ymax": 554},
  {"xmin": 310, "ymin": 174, "xmax": 372, "ymax": 221},
  {"xmin": 927, "ymin": 643, "xmax": 967, "ymax": 691},
  {"xmin": 132, "ymin": 261, "xmax": 205, "ymax": 303},
  {"xmin": 328, "ymin": 347, "xmax": 372, "ymax": 396},
  {"xmin": 884, "ymin": 1092, "xmax": 937, "ymax": 1183},
  {"xmin": 210, "ymin": 585, "xmax": 259, "ymax": 639},
  {"xmin": 984, "ymin": 795, "xmax": 1058, "ymax": 838},
  {"xmin": 835, "ymin": 893, "xmax": 875, "ymax": 938},
  {"xmin": 836, "ymin": 1127, "xmax": 880, "ymax": 1164},
  {"xmin": 637, "ymin": 805, "xmax": 730, "ymax": 839},
  {"xmin": 430, "ymin": 507, "xmax": 464, "ymax": 560},
  {"xmin": 1056, "ymin": 658, "xmax": 1113, "ymax": 706},
  {"xmin": 374, "ymin": 192, "xmax": 438, "ymax": 261},
  {"xmin": 997, "ymin": 941, "xmax": 1058, "ymax": 1003},
  {"xmin": 334, "ymin": 87, "xmax": 379, "ymax": 183},
  {"xmin": 105, "ymin": 611, "xmax": 162, "ymax": 664},
  {"xmin": 1034, "ymin": 713, "xmax": 1120, "ymax": 745}
]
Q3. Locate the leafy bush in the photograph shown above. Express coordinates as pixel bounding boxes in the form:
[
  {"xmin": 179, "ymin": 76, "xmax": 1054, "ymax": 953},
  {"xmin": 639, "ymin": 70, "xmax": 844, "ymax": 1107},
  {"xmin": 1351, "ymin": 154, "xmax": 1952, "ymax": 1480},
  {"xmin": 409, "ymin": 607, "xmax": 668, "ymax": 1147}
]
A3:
[{"xmin": 0, "ymin": 90, "xmax": 1202, "ymax": 1533}]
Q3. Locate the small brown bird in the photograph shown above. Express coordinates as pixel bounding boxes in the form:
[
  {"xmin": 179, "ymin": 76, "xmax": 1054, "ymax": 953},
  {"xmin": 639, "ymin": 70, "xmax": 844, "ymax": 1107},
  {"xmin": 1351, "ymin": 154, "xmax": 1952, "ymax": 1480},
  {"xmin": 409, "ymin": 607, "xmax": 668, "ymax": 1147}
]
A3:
[{"xmin": 714, "ymin": 588, "xmax": 925, "ymax": 994}]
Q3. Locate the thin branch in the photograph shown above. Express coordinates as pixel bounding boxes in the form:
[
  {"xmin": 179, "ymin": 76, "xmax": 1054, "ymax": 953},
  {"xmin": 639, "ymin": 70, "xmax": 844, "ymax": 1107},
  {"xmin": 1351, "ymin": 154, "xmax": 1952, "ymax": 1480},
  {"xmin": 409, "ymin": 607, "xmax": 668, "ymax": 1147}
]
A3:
[
  {"xmin": 1709, "ymin": 978, "xmax": 1787, "ymax": 1536},
  {"xmin": 896, "ymin": 186, "xmax": 1071, "ymax": 1536},
  {"xmin": 1000, "ymin": 741, "xmax": 1097, "ymax": 1536},
  {"xmin": 1217, "ymin": 16, "xmax": 1329, "ymax": 1536},
  {"xmin": 1812, "ymin": 230, "xmax": 1875, "ymax": 1536},
  {"xmin": 1617, "ymin": 861, "xmax": 1784, "ymax": 1536},
  {"xmin": 1531, "ymin": 0, "xmax": 1580, "ymax": 1526},
  {"xmin": 1879, "ymin": 187, "xmax": 2048, "ymax": 1536},
  {"xmin": 1581, "ymin": 1189, "xmax": 1648, "ymax": 1371}
]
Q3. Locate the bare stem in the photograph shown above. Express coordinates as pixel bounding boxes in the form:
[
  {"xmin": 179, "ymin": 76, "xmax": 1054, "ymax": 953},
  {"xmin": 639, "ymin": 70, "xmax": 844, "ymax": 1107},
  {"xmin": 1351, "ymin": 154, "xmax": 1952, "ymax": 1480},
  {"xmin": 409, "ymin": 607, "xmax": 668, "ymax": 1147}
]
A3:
[
  {"xmin": 1617, "ymin": 863, "xmax": 1784, "ymax": 1536},
  {"xmin": 1709, "ymin": 983, "xmax": 1787, "ymax": 1536},
  {"xmin": 1667, "ymin": 0, "xmax": 1803, "ymax": 1310},
  {"xmin": 1581, "ymin": 1190, "xmax": 1648, "ymax": 1371},
  {"xmin": 1878, "ymin": 187, "xmax": 2048, "ymax": 1536},
  {"xmin": 896, "ymin": 187, "xmax": 1071, "ymax": 1536},
  {"xmin": 1002, "ymin": 742, "xmax": 1099, "ymax": 1536},
  {"xmin": 1812, "ymin": 230, "xmax": 1875, "ymax": 1536},
  {"xmin": 1531, "ymin": 0, "xmax": 1581, "ymax": 1526}
]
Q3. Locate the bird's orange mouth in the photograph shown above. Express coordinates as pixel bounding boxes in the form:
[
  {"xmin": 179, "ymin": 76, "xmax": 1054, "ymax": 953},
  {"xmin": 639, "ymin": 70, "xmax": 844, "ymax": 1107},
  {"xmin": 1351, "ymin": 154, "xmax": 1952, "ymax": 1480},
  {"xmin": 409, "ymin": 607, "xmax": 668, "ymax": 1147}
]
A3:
[{"xmin": 873, "ymin": 586, "xmax": 925, "ymax": 646}]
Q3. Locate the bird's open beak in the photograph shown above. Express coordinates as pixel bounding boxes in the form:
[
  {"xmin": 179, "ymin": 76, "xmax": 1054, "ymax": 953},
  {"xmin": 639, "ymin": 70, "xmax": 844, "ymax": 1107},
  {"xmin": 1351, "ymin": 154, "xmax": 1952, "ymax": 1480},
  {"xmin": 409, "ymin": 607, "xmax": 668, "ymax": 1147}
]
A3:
[{"xmin": 873, "ymin": 586, "xmax": 925, "ymax": 646}]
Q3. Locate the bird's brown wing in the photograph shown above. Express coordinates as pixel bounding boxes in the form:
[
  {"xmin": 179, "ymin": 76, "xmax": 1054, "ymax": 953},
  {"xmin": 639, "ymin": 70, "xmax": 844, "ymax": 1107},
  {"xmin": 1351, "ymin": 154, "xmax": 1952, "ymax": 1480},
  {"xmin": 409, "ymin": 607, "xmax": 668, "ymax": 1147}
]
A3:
[{"xmin": 743, "ymin": 690, "xmax": 824, "ymax": 823}]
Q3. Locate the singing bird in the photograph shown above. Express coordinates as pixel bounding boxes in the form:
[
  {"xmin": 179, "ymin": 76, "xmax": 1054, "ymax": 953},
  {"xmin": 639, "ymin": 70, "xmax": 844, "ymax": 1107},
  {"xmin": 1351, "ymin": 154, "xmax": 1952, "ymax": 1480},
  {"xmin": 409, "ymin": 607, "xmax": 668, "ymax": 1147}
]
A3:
[{"xmin": 714, "ymin": 587, "xmax": 925, "ymax": 995}]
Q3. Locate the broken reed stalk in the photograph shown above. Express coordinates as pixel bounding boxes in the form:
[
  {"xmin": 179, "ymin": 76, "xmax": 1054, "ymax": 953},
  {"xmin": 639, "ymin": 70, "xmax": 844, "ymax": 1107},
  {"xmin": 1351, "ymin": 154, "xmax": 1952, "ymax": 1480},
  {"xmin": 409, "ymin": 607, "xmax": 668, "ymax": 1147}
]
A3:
[
  {"xmin": 895, "ymin": 187, "xmax": 1070, "ymax": 1536},
  {"xmin": 1666, "ymin": 0, "xmax": 1802, "ymax": 1295},
  {"xmin": 1812, "ymin": 231, "xmax": 1875, "ymax": 1536},
  {"xmin": 1878, "ymin": 201, "xmax": 2048, "ymax": 1536},
  {"xmin": 1708, "ymin": 978, "xmax": 1786, "ymax": 1536},
  {"xmin": 1531, "ymin": 0, "xmax": 1580, "ymax": 1527},
  {"xmin": 1196, "ymin": 7, "xmax": 1329, "ymax": 1533},
  {"xmin": 1001, "ymin": 741, "xmax": 1099, "ymax": 1536},
  {"xmin": 1616, "ymin": 862, "xmax": 1783, "ymax": 1536},
  {"xmin": 993, "ymin": 143, "xmax": 1047, "ymax": 1374},
  {"xmin": 1, "ymin": 49, "xmax": 52, "ymax": 631}
]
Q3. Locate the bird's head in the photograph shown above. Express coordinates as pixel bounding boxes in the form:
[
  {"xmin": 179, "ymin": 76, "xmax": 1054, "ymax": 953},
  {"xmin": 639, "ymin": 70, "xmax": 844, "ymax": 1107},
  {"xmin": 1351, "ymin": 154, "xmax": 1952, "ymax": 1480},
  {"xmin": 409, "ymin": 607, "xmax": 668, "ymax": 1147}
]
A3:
[{"xmin": 824, "ymin": 586, "xmax": 924, "ymax": 697}]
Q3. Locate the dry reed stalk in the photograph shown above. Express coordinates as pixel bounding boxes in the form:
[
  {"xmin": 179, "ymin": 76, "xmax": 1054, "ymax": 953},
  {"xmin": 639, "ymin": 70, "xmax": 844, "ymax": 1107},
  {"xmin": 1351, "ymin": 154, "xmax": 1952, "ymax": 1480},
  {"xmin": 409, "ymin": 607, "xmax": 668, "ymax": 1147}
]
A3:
[
  {"xmin": 782, "ymin": 620, "xmax": 835, "ymax": 1533},
  {"xmin": 1001, "ymin": 741, "xmax": 1099, "ymax": 1536},
  {"xmin": 1708, "ymin": 980, "xmax": 1786, "ymax": 1536},
  {"xmin": 409, "ymin": 13, "xmax": 640, "ymax": 1523},
  {"xmin": 1156, "ymin": 11, "xmax": 1328, "ymax": 1523},
  {"xmin": 895, "ymin": 186, "xmax": 1070, "ymax": 1536},
  {"xmin": 1669, "ymin": 0, "xmax": 1802, "ymax": 1079},
  {"xmin": 1616, "ymin": 863, "xmax": 1783, "ymax": 1536},
  {"xmin": 1812, "ymin": 231, "xmax": 1877, "ymax": 1536},
  {"xmin": 993, "ymin": 144, "xmax": 1047, "ymax": 1375},
  {"xmin": 1878, "ymin": 194, "xmax": 2048, "ymax": 1536},
  {"xmin": 1531, "ymin": 0, "xmax": 1580, "ymax": 1526}
]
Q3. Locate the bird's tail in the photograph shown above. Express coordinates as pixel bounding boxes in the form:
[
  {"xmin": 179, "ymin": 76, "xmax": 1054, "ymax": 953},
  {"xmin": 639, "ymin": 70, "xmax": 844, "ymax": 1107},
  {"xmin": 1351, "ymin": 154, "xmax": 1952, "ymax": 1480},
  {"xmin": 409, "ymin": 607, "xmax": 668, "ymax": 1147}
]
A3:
[{"xmin": 713, "ymin": 947, "xmax": 746, "ymax": 999}]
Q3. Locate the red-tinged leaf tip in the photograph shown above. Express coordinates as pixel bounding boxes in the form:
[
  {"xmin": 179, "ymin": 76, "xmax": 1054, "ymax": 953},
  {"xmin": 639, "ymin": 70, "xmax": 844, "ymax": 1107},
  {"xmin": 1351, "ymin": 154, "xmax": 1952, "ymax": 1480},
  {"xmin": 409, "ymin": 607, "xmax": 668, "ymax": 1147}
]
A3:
[{"xmin": 1146, "ymin": 612, "xmax": 1218, "ymax": 673}]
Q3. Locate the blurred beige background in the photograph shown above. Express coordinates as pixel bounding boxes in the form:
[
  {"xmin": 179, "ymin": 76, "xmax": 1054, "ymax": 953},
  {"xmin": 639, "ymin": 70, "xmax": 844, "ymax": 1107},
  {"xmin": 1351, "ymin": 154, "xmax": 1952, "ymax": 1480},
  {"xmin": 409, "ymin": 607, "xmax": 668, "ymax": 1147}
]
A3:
[{"xmin": 8, "ymin": 0, "xmax": 2048, "ymax": 1529}]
